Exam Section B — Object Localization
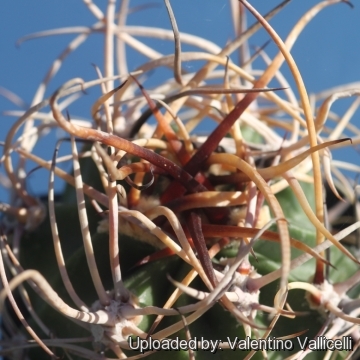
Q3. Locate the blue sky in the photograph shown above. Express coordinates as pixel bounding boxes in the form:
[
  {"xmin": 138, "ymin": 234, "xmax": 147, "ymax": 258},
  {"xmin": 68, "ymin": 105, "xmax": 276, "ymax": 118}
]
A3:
[{"xmin": 1, "ymin": 0, "xmax": 360, "ymax": 203}]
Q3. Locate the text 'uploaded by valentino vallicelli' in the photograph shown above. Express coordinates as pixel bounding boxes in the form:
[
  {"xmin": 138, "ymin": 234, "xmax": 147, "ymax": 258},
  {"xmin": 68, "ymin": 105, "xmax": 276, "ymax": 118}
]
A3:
[{"xmin": 128, "ymin": 336, "xmax": 354, "ymax": 354}]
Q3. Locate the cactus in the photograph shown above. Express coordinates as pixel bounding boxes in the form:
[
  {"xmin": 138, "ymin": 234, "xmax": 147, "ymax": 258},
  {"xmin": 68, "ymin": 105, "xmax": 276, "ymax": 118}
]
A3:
[{"xmin": 1, "ymin": 1, "xmax": 360, "ymax": 359}]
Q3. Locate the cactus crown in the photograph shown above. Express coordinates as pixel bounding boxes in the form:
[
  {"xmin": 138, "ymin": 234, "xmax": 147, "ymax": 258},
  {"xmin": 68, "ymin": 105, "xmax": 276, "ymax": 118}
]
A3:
[{"xmin": 1, "ymin": 1, "xmax": 360, "ymax": 359}]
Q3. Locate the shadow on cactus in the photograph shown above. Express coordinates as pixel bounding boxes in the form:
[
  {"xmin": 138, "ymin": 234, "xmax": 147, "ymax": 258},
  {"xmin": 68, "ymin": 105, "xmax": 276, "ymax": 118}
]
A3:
[{"xmin": 1, "ymin": 0, "xmax": 360, "ymax": 359}]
